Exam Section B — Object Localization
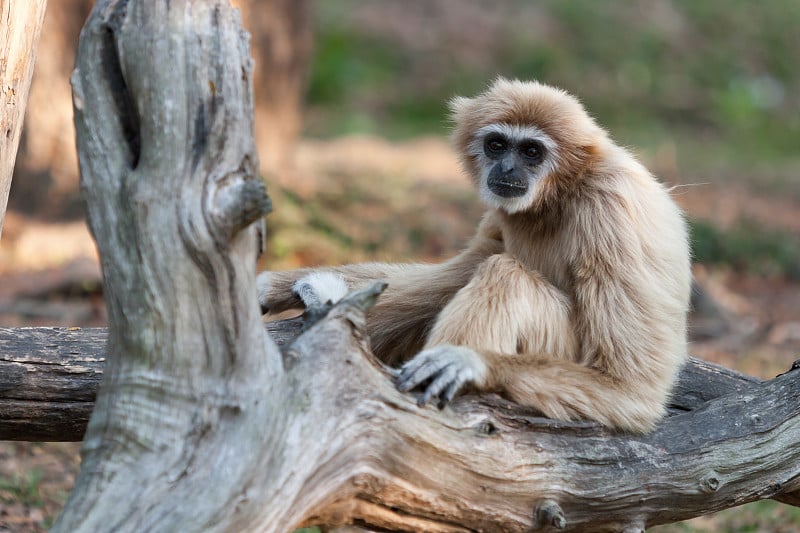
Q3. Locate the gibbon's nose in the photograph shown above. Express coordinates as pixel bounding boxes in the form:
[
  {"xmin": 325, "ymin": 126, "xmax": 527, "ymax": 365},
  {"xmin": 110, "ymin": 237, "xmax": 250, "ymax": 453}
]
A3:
[
  {"xmin": 500, "ymin": 158, "xmax": 515, "ymax": 174},
  {"xmin": 488, "ymin": 163, "xmax": 528, "ymax": 198}
]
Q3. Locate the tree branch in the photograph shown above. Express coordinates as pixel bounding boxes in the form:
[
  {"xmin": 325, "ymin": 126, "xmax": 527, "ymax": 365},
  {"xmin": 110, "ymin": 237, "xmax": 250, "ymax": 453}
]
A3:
[{"xmin": 0, "ymin": 324, "xmax": 772, "ymax": 443}]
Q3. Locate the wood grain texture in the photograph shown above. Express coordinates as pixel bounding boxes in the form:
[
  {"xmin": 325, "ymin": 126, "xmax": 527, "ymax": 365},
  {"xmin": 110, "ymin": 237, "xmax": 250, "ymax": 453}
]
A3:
[
  {"xmin": 0, "ymin": 0, "xmax": 48, "ymax": 236},
  {"xmin": 54, "ymin": 0, "xmax": 277, "ymax": 530}
]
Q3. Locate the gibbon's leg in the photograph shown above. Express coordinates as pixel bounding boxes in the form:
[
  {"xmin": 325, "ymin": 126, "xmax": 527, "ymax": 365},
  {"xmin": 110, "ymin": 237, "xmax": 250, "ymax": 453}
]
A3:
[
  {"xmin": 397, "ymin": 253, "xmax": 575, "ymax": 404},
  {"xmin": 397, "ymin": 254, "xmax": 667, "ymax": 431},
  {"xmin": 479, "ymin": 355, "xmax": 666, "ymax": 433},
  {"xmin": 422, "ymin": 254, "xmax": 575, "ymax": 357}
]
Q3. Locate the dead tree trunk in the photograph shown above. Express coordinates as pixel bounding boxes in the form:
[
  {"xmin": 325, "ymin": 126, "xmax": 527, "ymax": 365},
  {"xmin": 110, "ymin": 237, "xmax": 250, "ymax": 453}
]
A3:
[
  {"xmin": 46, "ymin": 0, "xmax": 800, "ymax": 531},
  {"xmin": 0, "ymin": 0, "xmax": 48, "ymax": 236}
]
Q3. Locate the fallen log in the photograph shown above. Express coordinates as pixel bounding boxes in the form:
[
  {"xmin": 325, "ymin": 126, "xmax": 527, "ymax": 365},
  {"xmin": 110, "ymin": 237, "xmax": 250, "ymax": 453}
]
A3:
[
  {"xmin": 2, "ymin": 320, "xmax": 799, "ymax": 523},
  {"xmin": 0, "ymin": 323, "xmax": 764, "ymax": 442}
]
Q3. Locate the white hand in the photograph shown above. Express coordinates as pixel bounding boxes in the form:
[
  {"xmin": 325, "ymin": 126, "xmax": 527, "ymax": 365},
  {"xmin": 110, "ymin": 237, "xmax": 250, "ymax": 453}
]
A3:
[
  {"xmin": 292, "ymin": 272, "xmax": 349, "ymax": 309},
  {"xmin": 397, "ymin": 344, "xmax": 488, "ymax": 408}
]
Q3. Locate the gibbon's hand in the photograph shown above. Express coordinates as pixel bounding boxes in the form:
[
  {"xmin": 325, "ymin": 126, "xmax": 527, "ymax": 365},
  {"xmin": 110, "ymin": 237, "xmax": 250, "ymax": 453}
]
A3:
[
  {"xmin": 292, "ymin": 272, "xmax": 349, "ymax": 309},
  {"xmin": 397, "ymin": 345, "xmax": 488, "ymax": 409},
  {"xmin": 256, "ymin": 271, "xmax": 349, "ymax": 313}
]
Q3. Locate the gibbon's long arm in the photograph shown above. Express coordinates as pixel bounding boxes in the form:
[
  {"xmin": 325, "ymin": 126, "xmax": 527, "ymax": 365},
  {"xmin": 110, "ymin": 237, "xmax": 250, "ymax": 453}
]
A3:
[
  {"xmin": 259, "ymin": 214, "xmax": 504, "ymax": 365},
  {"xmin": 399, "ymin": 350, "xmax": 662, "ymax": 433}
]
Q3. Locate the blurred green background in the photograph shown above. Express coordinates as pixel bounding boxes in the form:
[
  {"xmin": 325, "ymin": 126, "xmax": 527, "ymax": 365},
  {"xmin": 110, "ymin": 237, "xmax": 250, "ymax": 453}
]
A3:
[
  {"xmin": 294, "ymin": 0, "xmax": 800, "ymax": 277},
  {"xmin": 308, "ymin": 0, "xmax": 800, "ymax": 160}
]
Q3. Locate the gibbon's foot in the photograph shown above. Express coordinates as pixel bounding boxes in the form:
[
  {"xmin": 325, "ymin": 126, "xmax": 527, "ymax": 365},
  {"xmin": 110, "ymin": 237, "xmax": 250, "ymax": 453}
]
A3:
[
  {"xmin": 397, "ymin": 345, "xmax": 488, "ymax": 409},
  {"xmin": 292, "ymin": 272, "xmax": 349, "ymax": 309}
]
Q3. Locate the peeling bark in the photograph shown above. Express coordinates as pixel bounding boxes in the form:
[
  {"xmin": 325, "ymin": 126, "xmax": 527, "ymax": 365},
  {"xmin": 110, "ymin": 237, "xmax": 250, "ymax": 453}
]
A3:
[{"xmin": 35, "ymin": 0, "xmax": 800, "ymax": 531}]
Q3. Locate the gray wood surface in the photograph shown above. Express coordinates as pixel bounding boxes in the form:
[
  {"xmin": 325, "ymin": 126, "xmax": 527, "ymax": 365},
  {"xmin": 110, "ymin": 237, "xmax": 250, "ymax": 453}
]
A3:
[{"xmin": 0, "ymin": 322, "xmax": 766, "ymax": 442}]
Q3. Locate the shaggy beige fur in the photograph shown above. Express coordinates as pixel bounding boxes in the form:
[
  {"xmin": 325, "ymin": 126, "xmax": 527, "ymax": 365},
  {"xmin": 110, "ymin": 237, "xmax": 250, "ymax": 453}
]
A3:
[{"xmin": 258, "ymin": 78, "xmax": 691, "ymax": 433}]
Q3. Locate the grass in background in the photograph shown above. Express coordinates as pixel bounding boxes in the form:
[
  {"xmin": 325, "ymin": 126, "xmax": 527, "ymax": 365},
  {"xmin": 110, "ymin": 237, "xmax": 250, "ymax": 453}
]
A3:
[
  {"xmin": 0, "ymin": 469, "xmax": 45, "ymax": 508},
  {"xmin": 691, "ymin": 219, "xmax": 800, "ymax": 280},
  {"xmin": 652, "ymin": 500, "xmax": 800, "ymax": 532}
]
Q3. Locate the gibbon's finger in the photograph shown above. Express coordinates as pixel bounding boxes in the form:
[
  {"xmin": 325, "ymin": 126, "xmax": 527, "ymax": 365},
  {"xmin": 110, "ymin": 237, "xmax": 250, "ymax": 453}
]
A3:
[
  {"xmin": 398, "ymin": 351, "xmax": 431, "ymax": 376},
  {"xmin": 396, "ymin": 364, "xmax": 432, "ymax": 393},
  {"xmin": 398, "ymin": 349, "xmax": 441, "ymax": 384},
  {"xmin": 418, "ymin": 364, "xmax": 458, "ymax": 407},
  {"xmin": 397, "ymin": 353, "xmax": 448, "ymax": 392},
  {"xmin": 385, "ymin": 366, "xmax": 401, "ymax": 378},
  {"xmin": 438, "ymin": 376, "xmax": 464, "ymax": 409}
]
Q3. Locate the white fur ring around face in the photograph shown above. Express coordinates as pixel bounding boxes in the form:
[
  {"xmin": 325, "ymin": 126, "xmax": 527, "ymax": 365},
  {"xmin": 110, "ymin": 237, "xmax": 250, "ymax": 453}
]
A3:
[
  {"xmin": 292, "ymin": 272, "xmax": 349, "ymax": 309},
  {"xmin": 397, "ymin": 344, "xmax": 488, "ymax": 408}
]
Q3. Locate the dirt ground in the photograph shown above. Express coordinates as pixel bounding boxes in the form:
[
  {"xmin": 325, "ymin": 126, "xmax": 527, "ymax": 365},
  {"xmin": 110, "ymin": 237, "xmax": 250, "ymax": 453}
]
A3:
[{"xmin": 1, "ymin": 136, "xmax": 799, "ymax": 531}]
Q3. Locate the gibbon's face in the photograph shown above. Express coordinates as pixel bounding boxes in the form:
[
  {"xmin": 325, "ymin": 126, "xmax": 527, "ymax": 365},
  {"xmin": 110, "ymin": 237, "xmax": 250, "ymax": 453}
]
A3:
[
  {"xmin": 466, "ymin": 123, "xmax": 559, "ymax": 214},
  {"xmin": 451, "ymin": 78, "xmax": 606, "ymax": 215}
]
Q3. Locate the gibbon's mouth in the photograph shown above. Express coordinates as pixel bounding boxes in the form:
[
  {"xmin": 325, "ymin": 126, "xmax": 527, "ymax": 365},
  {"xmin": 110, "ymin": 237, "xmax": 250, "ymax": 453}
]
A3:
[{"xmin": 487, "ymin": 178, "xmax": 528, "ymax": 198}]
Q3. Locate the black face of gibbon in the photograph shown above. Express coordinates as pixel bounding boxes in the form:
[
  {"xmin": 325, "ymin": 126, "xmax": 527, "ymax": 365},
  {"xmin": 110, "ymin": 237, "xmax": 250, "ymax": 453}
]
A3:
[{"xmin": 482, "ymin": 132, "xmax": 547, "ymax": 198}]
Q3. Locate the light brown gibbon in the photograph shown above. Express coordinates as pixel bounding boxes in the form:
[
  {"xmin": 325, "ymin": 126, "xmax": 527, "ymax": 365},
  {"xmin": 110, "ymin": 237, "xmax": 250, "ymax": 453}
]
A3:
[{"xmin": 258, "ymin": 78, "xmax": 691, "ymax": 433}]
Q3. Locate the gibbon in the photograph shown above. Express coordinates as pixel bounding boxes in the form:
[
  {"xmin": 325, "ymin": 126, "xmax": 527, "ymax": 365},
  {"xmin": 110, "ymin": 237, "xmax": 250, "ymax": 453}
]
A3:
[{"xmin": 258, "ymin": 78, "xmax": 691, "ymax": 433}]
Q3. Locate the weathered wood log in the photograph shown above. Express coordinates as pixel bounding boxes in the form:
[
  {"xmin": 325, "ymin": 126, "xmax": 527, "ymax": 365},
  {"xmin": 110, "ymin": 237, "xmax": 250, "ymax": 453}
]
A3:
[
  {"xmin": 0, "ymin": 0, "xmax": 48, "ymax": 236},
  {"xmin": 0, "ymin": 323, "xmax": 765, "ymax": 442},
  {"xmin": 0, "ymin": 321, "xmax": 305, "ymax": 441},
  {"xmin": 2, "ymin": 320, "xmax": 799, "ymax": 526},
  {"xmin": 42, "ymin": 0, "xmax": 800, "ymax": 530},
  {"xmin": 0, "ymin": 326, "xmax": 103, "ymax": 442}
]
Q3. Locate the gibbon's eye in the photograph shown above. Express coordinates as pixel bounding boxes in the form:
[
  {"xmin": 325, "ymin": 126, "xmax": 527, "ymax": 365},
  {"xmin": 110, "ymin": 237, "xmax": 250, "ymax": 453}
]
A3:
[
  {"xmin": 519, "ymin": 140, "xmax": 545, "ymax": 163},
  {"xmin": 484, "ymin": 134, "xmax": 508, "ymax": 157}
]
